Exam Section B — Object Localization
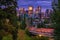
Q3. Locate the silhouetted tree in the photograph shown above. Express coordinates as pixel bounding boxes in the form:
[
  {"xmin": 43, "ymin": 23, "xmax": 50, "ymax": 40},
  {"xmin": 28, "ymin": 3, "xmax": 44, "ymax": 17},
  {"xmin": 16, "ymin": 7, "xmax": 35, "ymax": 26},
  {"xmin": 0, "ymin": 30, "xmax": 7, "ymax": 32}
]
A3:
[
  {"xmin": 52, "ymin": 0, "xmax": 60, "ymax": 40},
  {"xmin": 0, "ymin": 0, "xmax": 18, "ymax": 40}
]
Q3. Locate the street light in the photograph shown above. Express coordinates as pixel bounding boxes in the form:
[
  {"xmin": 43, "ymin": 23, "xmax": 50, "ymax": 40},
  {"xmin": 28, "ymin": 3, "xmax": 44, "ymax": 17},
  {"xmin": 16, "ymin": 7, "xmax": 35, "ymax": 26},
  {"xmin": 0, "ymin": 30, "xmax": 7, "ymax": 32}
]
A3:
[{"xmin": 39, "ymin": 34, "xmax": 42, "ymax": 37}]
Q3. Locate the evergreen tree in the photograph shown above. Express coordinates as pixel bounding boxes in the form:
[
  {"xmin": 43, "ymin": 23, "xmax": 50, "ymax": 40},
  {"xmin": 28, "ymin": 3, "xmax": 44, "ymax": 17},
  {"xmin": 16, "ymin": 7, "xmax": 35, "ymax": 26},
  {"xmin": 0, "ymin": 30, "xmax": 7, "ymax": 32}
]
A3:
[
  {"xmin": 52, "ymin": 0, "xmax": 60, "ymax": 40},
  {"xmin": 20, "ymin": 13, "xmax": 27, "ymax": 30},
  {"xmin": 0, "ymin": 0, "xmax": 18, "ymax": 40}
]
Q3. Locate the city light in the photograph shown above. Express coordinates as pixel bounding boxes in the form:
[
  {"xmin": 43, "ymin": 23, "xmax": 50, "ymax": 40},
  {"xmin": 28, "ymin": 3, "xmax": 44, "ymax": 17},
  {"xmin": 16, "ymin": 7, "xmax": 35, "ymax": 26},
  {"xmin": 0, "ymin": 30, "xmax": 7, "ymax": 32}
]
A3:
[
  {"xmin": 19, "ymin": 8, "xmax": 24, "ymax": 11},
  {"xmin": 39, "ymin": 35, "xmax": 42, "ymax": 37},
  {"xmin": 28, "ymin": 6, "xmax": 33, "ymax": 11},
  {"xmin": 35, "ymin": 8, "xmax": 39, "ymax": 14}
]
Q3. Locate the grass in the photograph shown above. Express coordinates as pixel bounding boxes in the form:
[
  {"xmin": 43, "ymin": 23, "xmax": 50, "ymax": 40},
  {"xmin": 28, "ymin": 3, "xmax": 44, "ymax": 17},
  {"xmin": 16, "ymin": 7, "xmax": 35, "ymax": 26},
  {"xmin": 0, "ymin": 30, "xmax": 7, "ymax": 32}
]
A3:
[
  {"xmin": 3, "ymin": 34, "xmax": 12, "ymax": 40},
  {"xmin": 17, "ymin": 29, "xmax": 33, "ymax": 40},
  {"xmin": 2, "ymin": 29, "xmax": 33, "ymax": 40}
]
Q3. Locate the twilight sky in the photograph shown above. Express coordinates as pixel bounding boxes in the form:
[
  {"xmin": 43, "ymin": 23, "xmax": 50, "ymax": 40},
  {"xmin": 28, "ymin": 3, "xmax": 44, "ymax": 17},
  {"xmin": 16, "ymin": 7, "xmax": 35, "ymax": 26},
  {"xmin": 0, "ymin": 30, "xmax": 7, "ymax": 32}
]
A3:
[{"xmin": 17, "ymin": 0, "xmax": 53, "ymax": 12}]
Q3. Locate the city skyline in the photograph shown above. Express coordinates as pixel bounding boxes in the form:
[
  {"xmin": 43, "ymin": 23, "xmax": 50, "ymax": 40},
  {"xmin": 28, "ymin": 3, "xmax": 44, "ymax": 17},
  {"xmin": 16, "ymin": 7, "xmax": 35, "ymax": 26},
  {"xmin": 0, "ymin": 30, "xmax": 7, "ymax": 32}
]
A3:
[{"xmin": 18, "ymin": 0, "xmax": 53, "ymax": 12}]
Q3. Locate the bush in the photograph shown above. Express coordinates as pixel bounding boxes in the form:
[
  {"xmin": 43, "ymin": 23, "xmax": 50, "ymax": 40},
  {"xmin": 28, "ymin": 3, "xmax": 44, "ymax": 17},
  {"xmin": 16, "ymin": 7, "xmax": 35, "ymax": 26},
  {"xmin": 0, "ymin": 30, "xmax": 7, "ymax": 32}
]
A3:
[
  {"xmin": 20, "ymin": 20, "xmax": 26, "ymax": 30},
  {"xmin": 37, "ymin": 22, "xmax": 45, "ymax": 28},
  {"xmin": 25, "ymin": 29, "xmax": 33, "ymax": 37}
]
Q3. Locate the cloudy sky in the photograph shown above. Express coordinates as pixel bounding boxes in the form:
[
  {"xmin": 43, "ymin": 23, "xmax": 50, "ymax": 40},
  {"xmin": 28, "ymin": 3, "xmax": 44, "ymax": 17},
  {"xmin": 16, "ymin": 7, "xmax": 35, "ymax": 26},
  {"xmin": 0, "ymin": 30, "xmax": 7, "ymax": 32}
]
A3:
[{"xmin": 17, "ymin": 0, "xmax": 53, "ymax": 11}]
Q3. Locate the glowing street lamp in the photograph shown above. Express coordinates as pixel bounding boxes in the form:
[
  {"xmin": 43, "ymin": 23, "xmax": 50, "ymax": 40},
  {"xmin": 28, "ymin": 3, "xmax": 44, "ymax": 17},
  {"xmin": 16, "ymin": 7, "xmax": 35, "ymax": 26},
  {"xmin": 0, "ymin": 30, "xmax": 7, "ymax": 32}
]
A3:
[{"xmin": 39, "ymin": 35, "xmax": 42, "ymax": 37}]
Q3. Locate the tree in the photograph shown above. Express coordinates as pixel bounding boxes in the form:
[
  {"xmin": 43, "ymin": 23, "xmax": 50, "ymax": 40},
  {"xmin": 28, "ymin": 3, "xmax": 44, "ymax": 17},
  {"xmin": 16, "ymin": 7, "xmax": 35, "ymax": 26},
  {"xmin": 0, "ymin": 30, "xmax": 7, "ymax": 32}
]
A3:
[
  {"xmin": 52, "ymin": 0, "xmax": 60, "ymax": 40},
  {"xmin": 0, "ymin": 0, "xmax": 18, "ymax": 40},
  {"xmin": 20, "ymin": 13, "xmax": 27, "ymax": 30}
]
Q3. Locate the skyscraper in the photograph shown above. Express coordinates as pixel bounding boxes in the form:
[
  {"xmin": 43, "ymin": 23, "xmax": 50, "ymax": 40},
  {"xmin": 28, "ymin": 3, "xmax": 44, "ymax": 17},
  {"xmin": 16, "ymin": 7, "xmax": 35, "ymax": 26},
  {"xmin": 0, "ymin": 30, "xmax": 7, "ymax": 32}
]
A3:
[
  {"xmin": 37, "ymin": 6, "xmax": 41, "ymax": 13},
  {"xmin": 45, "ymin": 9, "xmax": 53, "ymax": 23},
  {"xmin": 27, "ymin": 6, "xmax": 34, "ymax": 26},
  {"xmin": 19, "ymin": 8, "xmax": 25, "ymax": 14},
  {"xmin": 28, "ymin": 6, "xmax": 33, "ymax": 14},
  {"xmin": 37, "ymin": 6, "xmax": 42, "ymax": 21},
  {"xmin": 45, "ymin": 9, "xmax": 51, "ymax": 18},
  {"xmin": 19, "ymin": 8, "xmax": 25, "ymax": 21}
]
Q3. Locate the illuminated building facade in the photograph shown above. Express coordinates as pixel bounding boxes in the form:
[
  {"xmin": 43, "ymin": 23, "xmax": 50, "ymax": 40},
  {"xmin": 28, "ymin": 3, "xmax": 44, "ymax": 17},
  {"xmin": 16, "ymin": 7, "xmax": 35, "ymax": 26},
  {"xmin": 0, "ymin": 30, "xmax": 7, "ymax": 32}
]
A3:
[
  {"xmin": 19, "ymin": 8, "xmax": 26, "ymax": 21},
  {"xmin": 37, "ymin": 6, "xmax": 42, "ymax": 21},
  {"xmin": 37, "ymin": 6, "xmax": 41, "ymax": 13},
  {"xmin": 27, "ymin": 6, "xmax": 34, "ymax": 26},
  {"xmin": 28, "ymin": 6, "xmax": 33, "ymax": 14},
  {"xmin": 19, "ymin": 8, "xmax": 25, "ymax": 14},
  {"xmin": 45, "ymin": 9, "xmax": 53, "ymax": 19}
]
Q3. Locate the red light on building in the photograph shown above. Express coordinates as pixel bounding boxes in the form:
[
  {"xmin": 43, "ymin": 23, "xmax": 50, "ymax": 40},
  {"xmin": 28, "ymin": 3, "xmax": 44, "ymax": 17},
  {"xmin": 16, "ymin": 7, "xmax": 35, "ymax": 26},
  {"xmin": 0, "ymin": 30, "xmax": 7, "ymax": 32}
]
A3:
[
  {"xmin": 29, "ymin": 27, "xmax": 54, "ymax": 37},
  {"xmin": 34, "ymin": 28, "xmax": 54, "ymax": 33}
]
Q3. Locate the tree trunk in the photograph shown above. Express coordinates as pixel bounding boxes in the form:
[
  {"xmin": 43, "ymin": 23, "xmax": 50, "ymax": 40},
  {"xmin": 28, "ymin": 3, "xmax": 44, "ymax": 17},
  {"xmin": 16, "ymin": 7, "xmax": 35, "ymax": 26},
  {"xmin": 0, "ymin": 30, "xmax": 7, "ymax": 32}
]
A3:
[
  {"xmin": 0, "ymin": 36, "xmax": 3, "ymax": 40},
  {"xmin": 12, "ymin": 30, "xmax": 18, "ymax": 40}
]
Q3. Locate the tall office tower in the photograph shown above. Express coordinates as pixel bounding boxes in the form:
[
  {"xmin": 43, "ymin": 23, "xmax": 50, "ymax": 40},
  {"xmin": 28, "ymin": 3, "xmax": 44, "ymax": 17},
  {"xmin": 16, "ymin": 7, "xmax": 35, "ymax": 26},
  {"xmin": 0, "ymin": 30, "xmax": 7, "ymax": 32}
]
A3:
[
  {"xmin": 27, "ymin": 6, "xmax": 34, "ymax": 26},
  {"xmin": 45, "ymin": 9, "xmax": 53, "ymax": 18},
  {"xmin": 37, "ymin": 6, "xmax": 42, "ymax": 21},
  {"xmin": 45, "ymin": 9, "xmax": 50, "ymax": 18},
  {"xmin": 19, "ymin": 8, "xmax": 25, "ymax": 21},
  {"xmin": 28, "ymin": 6, "xmax": 33, "ymax": 14},
  {"xmin": 37, "ymin": 6, "xmax": 41, "ymax": 13},
  {"xmin": 35, "ymin": 8, "xmax": 39, "ymax": 14},
  {"xmin": 19, "ymin": 8, "xmax": 25, "ymax": 14},
  {"xmin": 33, "ymin": 8, "xmax": 41, "ymax": 28},
  {"xmin": 41, "ymin": 12, "xmax": 44, "ymax": 19},
  {"xmin": 45, "ymin": 9, "xmax": 53, "ymax": 23}
]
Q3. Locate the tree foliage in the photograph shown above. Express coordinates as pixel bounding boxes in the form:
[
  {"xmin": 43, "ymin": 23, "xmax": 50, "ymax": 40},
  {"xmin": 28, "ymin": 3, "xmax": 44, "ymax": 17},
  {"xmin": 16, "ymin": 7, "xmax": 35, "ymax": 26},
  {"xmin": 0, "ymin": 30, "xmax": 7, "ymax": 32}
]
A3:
[
  {"xmin": 52, "ymin": 0, "xmax": 60, "ymax": 40},
  {"xmin": 0, "ymin": 0, "xmax": 18, "ymax": 40}
]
